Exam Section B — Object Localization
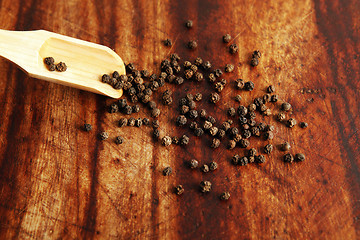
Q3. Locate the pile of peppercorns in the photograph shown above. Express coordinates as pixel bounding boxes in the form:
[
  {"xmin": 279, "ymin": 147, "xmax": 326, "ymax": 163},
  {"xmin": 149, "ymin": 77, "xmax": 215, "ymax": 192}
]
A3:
[{"xmin": 82, "ymin": 20, "xmax": 307, "ymax": 201}]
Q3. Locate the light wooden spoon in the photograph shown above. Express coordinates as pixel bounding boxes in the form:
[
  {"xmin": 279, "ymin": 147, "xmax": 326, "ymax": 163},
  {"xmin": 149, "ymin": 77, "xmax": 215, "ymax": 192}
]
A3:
[{"xmin": 0, "ymin": 29, "xmax": 126, "ymax": 98}]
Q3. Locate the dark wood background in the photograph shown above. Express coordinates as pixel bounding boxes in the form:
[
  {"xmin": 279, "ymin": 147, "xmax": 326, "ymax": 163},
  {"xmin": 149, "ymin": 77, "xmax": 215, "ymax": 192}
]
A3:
[{"xmin": 0, "ymin": 0, "xmax": 359, "ymax": 239}]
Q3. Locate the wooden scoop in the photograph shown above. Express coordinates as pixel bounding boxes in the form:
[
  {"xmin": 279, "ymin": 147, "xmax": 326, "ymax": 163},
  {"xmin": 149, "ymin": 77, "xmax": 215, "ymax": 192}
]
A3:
[{"xmin": 0, "ymin": 29, "xmax": 125, "ymax": 98}]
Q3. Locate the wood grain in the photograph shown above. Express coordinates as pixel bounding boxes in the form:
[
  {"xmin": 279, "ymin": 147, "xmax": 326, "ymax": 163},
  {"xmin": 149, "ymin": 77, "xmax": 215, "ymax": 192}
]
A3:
[{"xmin": 0, "ymin": 0, "xmax": 359, "ymax": 239}]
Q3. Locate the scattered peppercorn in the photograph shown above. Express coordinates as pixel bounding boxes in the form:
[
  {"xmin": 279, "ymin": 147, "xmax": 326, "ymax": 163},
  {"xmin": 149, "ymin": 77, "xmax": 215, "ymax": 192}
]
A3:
[
  {"xmin": 98, "ymin": 132, "xmax": 109, "ymax": 140},
  {"xmin": 83, "ymin": 123, "xmax": 92, "ymax": 132},
  {"xmin": 194, "ymin": 93, "xmax": 202, "ymax": 101},
  {"xmin": 211, "ymin": 138, "xmax": 221, "ymax": 148},
  {"xmin": 235, "ymin": 95, "xmax": 242, "ymax": 102},
  {"xmin": 223, "ymin": 34, "xmax": 231, "ymax": 43},
  {"xmin": 56, "ymin": 62, "xmax": 67, "ymax": 72},
  {"xmin": 283, "ymin": 153, "xmax": 294, "ymax": 163},
  {"xmin": 189, "ymin": 159, "xmax": 199, "ymax": 169},
  {"xmin": 263, "ymin": 131, "xmax": 274, "ymax": 140},
  {"xmin": 187, "ymin": 40, "xmax": 198, "ymax": 49},
  {"xmin": 201, "ymin": 164, "xmax": 210, "ymax": 173},
  {"xmin": 248, "ymin": 148, "xmax": 257, "ymax": 157},
  {"xmin": 175, "ymin": 185, "xmax": 184, "ymax": 195},
  {"xmin": 300, "ymin": 122, "xmax": 308, "ymax": 128},
  {"xmin": 128, "ymin": 117, "xmax": 135, "ymax": 126},
  {"xmin": 115, "ymin": 136, "xmax": 124, "ymax": 145},
  {"xmin": 185, "ymin": 20, "xmax": 193, "ymax": 28},
  {"xmin": 281, "ymin": 142, "xmax": 291, "ymax": 151},
  {"xmin": 287, "ymin": 118, "xmax": 297, "ymax": 128},
  {"xmin": 202, "ymin": 61, "xmax": 212, "ymax": 70},
  {"xmin": 263, "ymin": 144, "xmax": 273, "ymax": 154},
  {"xmin": 152, "ymin": 129, "xmax": 160, "ymax": 140},
  {"xmin": 295, "ymin": 153, "xmax": 306, "ymax": 162},
  {"xmin": 135, "ymin": 118, "xmax": 142, "ymax": 127},
  {"xmin": 44, "ymin": 57, "xmax": 54, "ymax": 65},
  {"xmin": 220, "ymin": 192, "xmax": 230, "ymax": 201},
  {"xmin": 267, "ymin": 85, "xmax": 275, "ymax": 93},
  {"xmin": 207, "ymin": 161, "xmax": 217, "ymax": 171},
  {"xmin": 163, "ymin": 38, "xmax": 172, "ymax": 46},
  {"xmin": 225, "ymin": 64, "xmax": 235, "ymax": 72},
  {"xmin": 238, "ymin": 139, "xmax": 250, "ymax": 148},
  {"xmin": 176, "ymin": 115, "xmax": 187, "ymax": 126},
  {"xmin": 142, "ymin": 118, "xmax": 150, "ymax": 126},
  {"xmin": 250, "ymin": 57, "xmax": 259, "ymax": 67},
  {"xmin": 180, "ymin": 135, "xmax": 189, "ymax": 145},
  {"xmin": 200, "ymin": 181, "xmax": 212, "ymax": 193},
  {"xmin": 252, "ymin": 50, "xmax": 261, "ymax": 59},
  {"xmin": 151, "ymin": 108, "xmax": 161, "ymax": 118},
  {"xmin": 281, "ymin": 102, "xmax": 292, "ymax": 111},
  {"xmin": 229, "ymin": 43, "xmax": 239, "ymax": 54},
  {"xmin": 255, "ymin": 155, "xmax": 266, "ymax": 163},
  {"xmin": 209, "ymin": 92, "xmax": 220, "ymax": 103},
  {"xmin": 244, "ymin": 81, "xmax": 255, "ymax": 91},
  {"xmin": 163, "ymin": 166, "xmax": 172, "ymax": 176}
]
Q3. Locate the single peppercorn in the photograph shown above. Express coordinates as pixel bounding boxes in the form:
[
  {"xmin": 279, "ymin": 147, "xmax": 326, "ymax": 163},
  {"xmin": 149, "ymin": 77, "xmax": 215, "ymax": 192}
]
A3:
[
  {"xmin": 300, "ymin": 122, "xmax": 308, "ymax": 128},
  {"xmin": 171, "ymin": 136, "xmax": 179, "ymax": 145},
  {"xmin": 243, "ymin": 129, "xmax": 252, "ymax": 139},
  {"xmin": 215, "ymin": 82, "xmax": 225, "ymax": 92},
  {"xmin": 148, "ymin": 100, "xmax": 157, "ymax": 109},
  {"xmin": 295, "ymin": 153, "xmax": 306, "ymax": 162},
  {"xmin": 209, "ymin": 161, "xmax": 218, "ymax": 171},
  {"xmin": 238, "ymin": 139, "xmax": 250, "ymax": 148},
  {"xmin": 235, "ymin": 95, "xmax": 242, "ymax": 102},
  {"xmin": 200, "ymin": 181, "xmax": 212, "ymax": 193},
  {"xmin": 56, "ymin": 62, "xmax": 67, "ymax": 72},
  {"xmin": 112, "ymin": 71, "xmax": 120, "ymax": 79},
  {"xmin": 180, "ymin": 135, "xmax": 190, "ymax": 145},
  {"xmin": 248, "ymin": 103, "xmax": 256, "ymax": 112},
  {"xmin": 267, "ymin": 85, "xmax": 275, "ymax": 93},
  {"xmin": 115, "ymin": 136, "xmax": 124, "ymax": 145},
  {"xmin": 135, "ymin": 118, "xmax": 142, "ymax": 127},
  {"xmin": 201, "ymin": 164, "xmax": 210, "ymax": 173},
  {"xmin": 162, "ymin": 136, "xmax": 172, "ymax": 147},
  {"xmin": 287, "ymin": 118, "xmax": 297, "ymax": 128},
  {"xmin": 225, "ymin": 64, "xmax": 235, "ymax": 73},
  {"xmin": 202, "ymin": 61, "xmax": 212, "ymax": 70},
  {"xmin": 83, "ymin": 123, "xmax": 92, "ymax": 132},
  {"xmin": 223, "ymin": 34, "xmax": 231, "ymax": 43},
  {"xmin": 152, "ymin": 120, "xmax": 160, "ymax": 129},
  {"xmin": 258, "ymin": 122, "xmax": 266, "ymax": 131},
  {"xmin": 229, "ymin": 43, "xmax": 239, "ymax": 54},
  {"xmin": 281, "ymin": 102, "xmax": 292, "ymax": 111},
  {"xmin": 175, "ymin": 185, "xmax": 184, "ymax": 195},
  {"xmin": 227, "ymin": 107, "xmax": 236, "ymax": 117},
  {"xmin": 250, "ymin": 58, "xmax": 259, "ymax": 67},
  {"xmin": 233, "ymin": 133, "xmax": 242, "ymax": 142},
  {"xmin": 217, "ymin": 129, "xmax": 226, "ymax": 139},
  {"xmin": 194, "ymin": 128, "xmax": 204, "ymax": 137},
  {"xmin": 263, "ymin": 131, "xmax": 274, "ymax": 140},
  {"xmin": 209, "ymin": 92, "xmax": 220, "ymax": 104},
  {"xmin": 176, "ymin": 115, "xmax": 187, "ymax": 126},
  {"xmin": 255, "ymin": 155, "xmax": 266, "ymax": 163},
  {"xmin": 163, "ymin": 166, "xmax": 172, "ymax": 176},
  {"xmin": 48, "ymin": 64, "xmax": 56, "ymax": 71},
  {"xmin": 263, "ymin": 144, "xmax": 273, "ymax": 154},
  {"xmin": 263, "ymin": 94, "xmax": 271, "ymax": 103},
  {"xmin": 211, "ymin": 138, "xmax": 221, "ymax": 148},
  {"xmin": 199, "ymin": 109, "xmax": 207, "ymax": 119},
  {"xmin": 277, "ymin": 112, "xmax": 286, "ymax": 122},
  {"xmin": 239, "ymin": 156, "xmax": 249, "ymax": 166},
  {"xmin": 163, "ymin": 38, "xmax": 172, "ymax": 46},
  {"xmin": 209, "ymin": 126, "xmax": 219, "ymax": 136},
  {"xmin": 208, "ymin": 116, "xmax": 217, "ymax": 124},
  {"xmin": 174, "ymin": 76, "xmax": 184, "ymax": 85},
  {"xmin": 235, "ymin": 79, "xmax": 245, "ymax": 89},
  {"xmin": 231, "ymin": 154, "xmax": 240, "ymax": 165},
  {"xmin": 281, "ymin": 142, "xmax": 291, "ymax": 151},
  {"xmin": 248, "ymin": 148, "xmax": 257, "ymax": 157},
  {"xmin": 152, "ymin": 129, "xmax": 160, "ymax": 140},
  {"xmin": 283, "ymin": 153, "xmax": 294, "ymax": 163},
  {"xmin": 252, "ymin": 50, "xmax": 261, "ymax": 59},
  {"xmin": 227, "ymin": 140, "xmax": 236, "ymax": 149},
  {"xmin": 151, "ymin": 108, "xmax": 161, "ymax": 118},
  {"xmin": 194, "ymin": 57, "xmax": 203, "ymax": 66},
  {"xmin": 251, "ymin": 126, "xmax": 260, "ymax": 137},
  {"xmin": 214, "ymin": 69, "xmax": 223, "ymax": 78},
  {"xmin": 189, "ymin": 159, "xmax": 199, "ymax": 169},
  {"xmin": 194, "ymin": 93, "xmax": 202, "ymax": 101},
  {"xmin": 187, "ymin": 40, "xmax": 198, "ymax": 49},
  {"xmin": 132, "ymin": 105, "xmax": 140, "ymax": 113},
  {"xmin": 98, "ymin": 132, "xmax": 109, "ymax": 140},
  {"xmin": 44, "ymin": 57, "xmax": 55, "ymax": 65},
  {"xmin": 265, "ymin": 125, "xmax": 275, "ymax": 132},
  {"xmin": 194, "ymin": 72, "xmax": 204, "ymax": 82},
  {"xmin": 244, "ymin": 81, "xmax": 255, "ymax": 91},
  {"xmin": 248, "ymin": 156, "xmax": 255, "ymax": 163},
  {"xmin": 237, "ymin": 105, "xmax": 248, "ymax": 116},
  {"xmin": 184, "ymin": 69, "xmax": 194, "ymax": 79},
  {"xmin": 127, "ymin": 117, "xmax": 135, "ymax": 127},
  {"xmin": 220, "ymin": 192, "xmax": 230, "ymax": 201},
  {"xmin": 142, "ymin": 118, "xmax": 150, "ymax": 126},
  {"xmin": 185, "ymin": 20, "xmax": 193, "ymax": 28}
]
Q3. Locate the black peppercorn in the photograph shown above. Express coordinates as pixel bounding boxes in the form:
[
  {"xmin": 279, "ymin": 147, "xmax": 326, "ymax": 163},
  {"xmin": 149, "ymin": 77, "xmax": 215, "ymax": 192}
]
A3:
[
  {"xmin": 243, "ymin": 129, "xmax": 251, "ymax": 139},
  {"xmin": 189, "ymin": 159, "xmax": 199, "ymax": 169},
  {"xmin": 208, "ymin": 116, "xmax": 216, "ymax": 124},
  {"xmin": 172, "ymin": 136, "xmax": 179, "ymax": 145},
  {"xmin": 211, "ymin": 138, "xmax": 221, "ymax": 148},
  {"xmin": 251, "ymin": 126, "xmax": 260, "ymax": 137},
  {"xmin": 163, "ymin": 166, "xmax": 172, "ymax": 176},
  {"xmin": 162, "ymin": 136, "xmax": 172, "ymax": 147},
  {"xmin": 132, "ymin": 105, "xmax": 140, "ymax": 113},
  {"xmin": 187, "ymin": 40, "xmax": 198, "ymax": 49},
  {"xmin": 194, "ymin": 72, "xmax": 204, "ymax": 82},
  {"xmin": 263, "ymin": 131, "xmax": 274, "ymax": 140},
  {"xmin": 255, "ymin": 155, "xmax": 266, "ymax": 163},
  {"xmin": 188, "ymin": 110, "xmax": 198, "ymax": 119},
  {"xmin": 202, "ymin": 61, "xmax": 212, "ymax": 70},
  {"xmin": 180, "ymin": 105, "xmax": 190, "ymax": 115},
  {"xmin": 209, "ymin": 126, "xmax": 219, "ymax": 136},
  {"xmin": 189, "ymin": 122, "xmax": 198, "ymax": 130},
  {"xmin": 180, "ymin": 135, "xmax": 189, "ymax": 145},
  {"xmin": 235, "ymin": 95, "xmax": 242, "ymax": 102},
  {"xmin": 277, "ymin": 112, "xmax": 286, "ymax": 122},
  {"xmin": 228, "ymin": 140, "xmax": 236, "ymax": 150},
  {"xmin": 287, "ymin": 118, "xmax": 297, "ymax": 128},
  {"xmin": 194, "ymin": 128, "xmax": 204, "ymax": 137},
  {"xmin": 235, "ymin": 79, "xmax": 245, "ymax": 89},
  {"xmin": 44, "ymin": 57, "xmax": 54, "ymax": 65},
  {"xmin": 225, "ymin": 64, "xmax": 235, "ymax": 73},
  {"xmin": 152, "ymin": 129, "xmax": 160, "ymax": 140},
  {"xmin": 283, "ymin": 153, "xmax": 294, "ymax": 163},
  {"xmin": 300, "ymin": 122, "xmax": 308, "ymax": 128},
  {"xmin": 263, "ymin": 144, "xmax": 273, "ymax": 154},
  {"xmin": 108, "ymin": 103, "xmax": 118, "ymax": 113},
  {"xmin": 201, "ymin": 164, "xmax": 209, "ymax": 173},
  {"xmin": 175, "ymin": 185, "xmax": 184, "ymax": 195},
  {"xmin": 244, "ymin": 81, "xmax": 255, "ymax": 91},
  {"xmin": 281, "ymin": 142, "xmax": 291, "ymax": 151},
  {"xmin": 252, "ymin": 50, "xmax": 261, "ymax": 59},
  {"xmin": 194, "ymin": 57, "xmax": 203, "ymax": 66},
  {"xmin": 223, "ymin": 34, "xmax": 231, "ymax": 43},
  {"xmin": 176, "ymin": 115, "xmax": 187, "ymax": 126},
  {"xmin": 83, "ymin": 123, "xmax": 92, "ymax": 132},
  {"xmin": 267, "ymin": 85, "xmax": 275, "ymax": 93},
  {"xmin": 135, "ymin": 118, "xmax": 142, "ymax": 127},
  {"xmin": 214, "ymin": 69, "xmax": 223, "ymax": 78},
  {"xmin": 142, "ymin": 118, "xmax": 150, "ymax": 126},
  {"xmin": 170, "ymin": 53, "xmax": 180, "ymax": 61},
  {"xmin": 199, "ymin": 109, "xmax": 207, "ymax": 119},
  {"xmin": 203, "ymin": 121, "xmax": 212, "ymax": 131},
  {"xmin": 98, "ymin": 132, "xmax": 109, "ymax": 140},
  {"xmin": 163, "ymin": 38, "xmax": 172, "ymax": 46},
  {"xmin": 185, "ymin": 20, "xmax": 193, "ymax": 28},
  {"xmin": 148, "ymin": 101, "xmax": 157, "ymax": 110},
  {"xmin": 208, "ymin": 73, "xmax": 216, "ymax": 83},
  {"xmin": 239, "ymin": 156, "xmax": 249, "ymax": 166},
  {"xmin": 227, "ymin": 107, "xmax": 236, "ymax": 117},
  {"xmin": 237, "ymin": 106, "xmax": 248, "ymax": 116},
  {"xmin": 271, "ymin": 95, "xmax": 278, "ymax": 102},
  {"xmin": 151, "ymin": 108, "xmax": 161, "ymax": 118},
  {"xmin": 56, "ymin": 62, "xmax": 67, "ymax": 72},
  {"xmin": 217, "ymin": 129, "xmax": 226, "ymax": 139},
  {"xmin": 128, "ymin": 117, "xmax": 135, "ymax": 127},
  {"xmin": 124, "ymin": 105, "xmax": 133, "ymax": 115},
  {"xmin": 118, "ymin": 118, "xmax": 127, "ymax": 127},
  {"xmin": 152, "ymin": 120, "xmax": 160, "ymax": 129},
  {"xmin": 115, "ymin": 136, "xmax": 124, "ymax": 145},
  {"xmin": 209, "ymin": 92, "xmax": 220, "ymax": 104},
  {"xmin": 200, "ymin": 181, "xmax": 212, "ymax": 193},
  {"xmin": 248, "ymin": 148, "xmax": 257, "ymax": 157},
  {"xmin": 231, "ymin": 154, "xmax": 240, "ymax": 165},
  {"xmin": 184, "ymin": 69, "xmax": 194, "ymax": 79},
  {"xmin": 229, "ymin": 43, "xmax": 239, "ymax": 54},
  {"xmin": 194, "ymin": 93, "xmax": 202, "ymax": 101},
  {"xmin": 215, "ymin": 82, "xmax": 225, "ymax": 93},
  {"xmin": 295, "ymin": 153, "xmax": 306, "ymax": 162},
  {"xmin": 250, "ymin": 58, "xmax": 259, "ymax": 67},
  {"xmin": 281, "ymin": 102, "xmax": 292, "ymax": 111},
  {"xmin": 220, "ymin": 192, "xmax": 230, "ymax": 201},
  {"xmin": 102, "ymin": 74, "xmax": 111, "ymax": 83},
  {"xmin": 238, "ymin": 139, "xmax": 250, "ymax": 148},
  {"xmin": 209, "ymin": 161, "xmax": 218, "ymax": 171}
]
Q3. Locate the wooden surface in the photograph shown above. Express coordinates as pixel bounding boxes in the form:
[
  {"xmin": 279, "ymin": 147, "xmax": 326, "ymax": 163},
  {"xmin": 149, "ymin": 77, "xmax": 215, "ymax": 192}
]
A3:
[{"xmin": 0, "ymin": 0, "xmax": 359, "ymax": 239}]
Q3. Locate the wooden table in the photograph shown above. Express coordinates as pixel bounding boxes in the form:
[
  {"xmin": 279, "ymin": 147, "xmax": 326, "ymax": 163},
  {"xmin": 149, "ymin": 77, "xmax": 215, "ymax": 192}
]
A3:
[{"xmin": 0, "ymin": 0, "xmax": 359, "ymax": 239}]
